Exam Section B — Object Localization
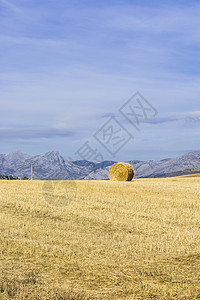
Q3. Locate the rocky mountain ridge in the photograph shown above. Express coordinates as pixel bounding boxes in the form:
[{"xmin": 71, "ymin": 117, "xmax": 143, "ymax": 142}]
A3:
[{"xmin": 0, "ymin": 150, "xmax": 199, "ymax": 180}]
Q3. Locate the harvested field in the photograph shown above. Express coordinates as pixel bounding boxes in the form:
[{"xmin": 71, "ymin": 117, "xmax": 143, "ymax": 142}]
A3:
[{"xmin": 0, "ymin": 177, "xmax": 199, "ymax": 299}]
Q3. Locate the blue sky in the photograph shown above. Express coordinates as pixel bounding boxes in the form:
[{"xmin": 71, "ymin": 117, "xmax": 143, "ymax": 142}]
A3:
[{"xmin": 0, "ymin": 0, "xmax": 199, "ymax": 161}]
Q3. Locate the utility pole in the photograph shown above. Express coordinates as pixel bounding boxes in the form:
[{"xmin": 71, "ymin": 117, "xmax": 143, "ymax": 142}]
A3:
[
  {"xmin": 25, "ymin": 160, "xmax": 34, "ymax": 180},
  {"xmin": 31, "ymin": 164, "xmax": 33, "ymax": 180}
]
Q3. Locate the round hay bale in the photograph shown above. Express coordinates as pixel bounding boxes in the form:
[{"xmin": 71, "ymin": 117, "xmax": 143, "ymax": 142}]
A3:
[{"xmin": 109, "ymin": 162, "xmax": 134, "ymax": 181}]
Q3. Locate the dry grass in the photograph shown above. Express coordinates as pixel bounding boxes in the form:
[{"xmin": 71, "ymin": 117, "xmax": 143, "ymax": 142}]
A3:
[
  {"xmin": 0, "ymin": 177, "xmax": 199, "ymax": 299},
  {"xmin": 109, "ymin": 163, "xmax": 134, "ymax": 181},
  {"xmin": 180, "ymin": 174, "xmax": 200, "ymax": 178}
]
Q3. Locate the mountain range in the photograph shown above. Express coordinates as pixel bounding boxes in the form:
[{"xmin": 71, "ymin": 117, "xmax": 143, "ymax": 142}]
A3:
[{"xmin": 0, "ymin": 150, "xmax": 200, "ymax": 180}]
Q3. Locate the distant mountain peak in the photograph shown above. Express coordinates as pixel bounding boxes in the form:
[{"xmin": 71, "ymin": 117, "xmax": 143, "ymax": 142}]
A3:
[
  {"xmin": 8, "ymin": 150, "xmax": 24, "ymax": 154},
  {"xmin": 45, "ymin": 150, "xmax": 60, "ymax": 156},
  {"xmin": 6, "ymin": 150, "xmax": 30, "ymax": 156},
  {"xmin": 5, "ymin": 151, "xmax": 32, "ymax": 160},
  {"xmin": 72, "ymin": 160, "xmax": 96, "ymax": 167}
]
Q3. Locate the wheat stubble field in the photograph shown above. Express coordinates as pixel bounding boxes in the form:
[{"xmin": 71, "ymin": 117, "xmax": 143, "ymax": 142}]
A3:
[{"xmin": 0, "ymin": 178, "xmax": 199, "ymax": 299}]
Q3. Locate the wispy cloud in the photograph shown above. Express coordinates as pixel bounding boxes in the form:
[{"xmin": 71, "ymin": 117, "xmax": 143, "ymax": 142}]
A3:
[
  {"xmin": 0, "ymin": 128, "xmax": 74, "ymax": 139},
  {"xmin": 142, "ymin": 111, "xmax": 200, "ymax": 125}
]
